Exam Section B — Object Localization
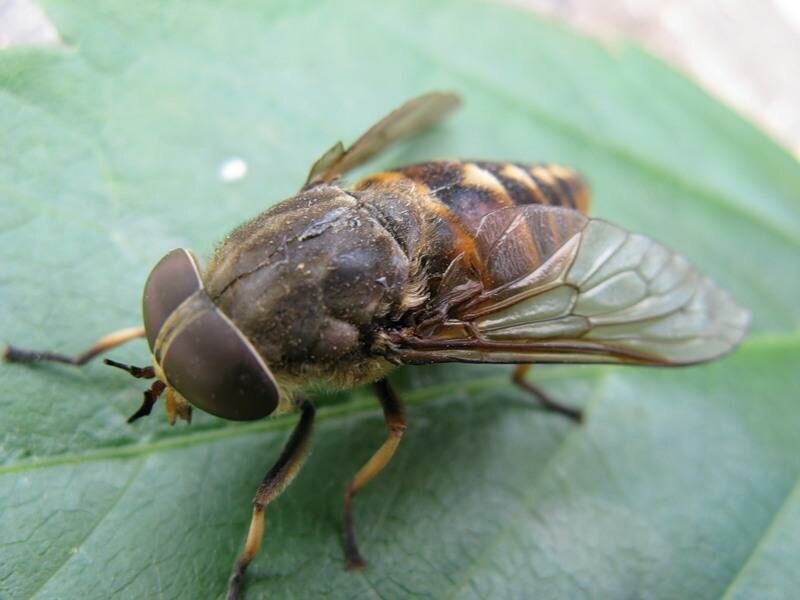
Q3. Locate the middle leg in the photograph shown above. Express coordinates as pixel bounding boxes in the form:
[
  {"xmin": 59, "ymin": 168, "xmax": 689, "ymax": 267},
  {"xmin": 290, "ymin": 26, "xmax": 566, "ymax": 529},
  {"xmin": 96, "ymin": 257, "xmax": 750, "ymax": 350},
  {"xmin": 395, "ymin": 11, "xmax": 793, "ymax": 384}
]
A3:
[{"xmin": 342, "ymin": 377, "xmax": 407, "ymax": 570}]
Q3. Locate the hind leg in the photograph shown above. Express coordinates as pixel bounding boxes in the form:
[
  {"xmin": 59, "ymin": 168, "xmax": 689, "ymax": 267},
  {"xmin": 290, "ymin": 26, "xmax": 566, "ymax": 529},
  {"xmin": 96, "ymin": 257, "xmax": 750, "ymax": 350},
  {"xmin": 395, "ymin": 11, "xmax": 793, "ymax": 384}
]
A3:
[{"xmin": 512, "ymin": 364, "xmax": 582, "ymax": 422}]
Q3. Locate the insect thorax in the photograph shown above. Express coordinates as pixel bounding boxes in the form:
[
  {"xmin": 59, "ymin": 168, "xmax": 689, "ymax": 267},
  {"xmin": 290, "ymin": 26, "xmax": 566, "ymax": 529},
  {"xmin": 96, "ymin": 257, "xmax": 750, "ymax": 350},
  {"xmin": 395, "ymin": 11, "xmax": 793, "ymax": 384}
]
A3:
[{"xmin": 202, "ymin": 186, "xmax": 416, "ymax": 389}]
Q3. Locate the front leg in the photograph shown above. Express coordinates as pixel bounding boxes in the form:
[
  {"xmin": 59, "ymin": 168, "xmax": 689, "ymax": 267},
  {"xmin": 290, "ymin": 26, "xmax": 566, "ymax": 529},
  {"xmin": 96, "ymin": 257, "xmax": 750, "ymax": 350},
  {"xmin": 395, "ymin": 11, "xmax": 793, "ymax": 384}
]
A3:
[
  {"xmin": 227, "ymin": 398, "xmax": 316, "ymax": 600},
  {"xmin": 4, "ymin": 326, "xmax": 145, "ymax": 366},
  {"xmin": 342, "ymin": 378, "xmax": 406, "ymax": 570}
]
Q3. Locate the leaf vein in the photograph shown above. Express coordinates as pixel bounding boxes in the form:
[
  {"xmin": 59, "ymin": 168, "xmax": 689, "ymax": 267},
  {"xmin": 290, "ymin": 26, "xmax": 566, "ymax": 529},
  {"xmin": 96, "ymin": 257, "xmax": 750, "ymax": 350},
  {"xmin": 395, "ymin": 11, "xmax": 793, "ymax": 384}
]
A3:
[
  {"xmin": 719, "ymin": 472, "xmax": 800, "ymax": 599},
  {"xmin": 28, "ymin": 457, "xmax": 146, "ymax": 598}
]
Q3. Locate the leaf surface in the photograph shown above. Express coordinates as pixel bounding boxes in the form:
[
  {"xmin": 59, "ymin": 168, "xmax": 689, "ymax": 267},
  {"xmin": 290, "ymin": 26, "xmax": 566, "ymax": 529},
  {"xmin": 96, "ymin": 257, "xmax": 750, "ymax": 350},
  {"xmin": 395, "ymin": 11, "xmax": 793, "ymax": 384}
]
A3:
[{"xmin": 1, "ymin": 1, "xmax": 799, "ymax": 598}]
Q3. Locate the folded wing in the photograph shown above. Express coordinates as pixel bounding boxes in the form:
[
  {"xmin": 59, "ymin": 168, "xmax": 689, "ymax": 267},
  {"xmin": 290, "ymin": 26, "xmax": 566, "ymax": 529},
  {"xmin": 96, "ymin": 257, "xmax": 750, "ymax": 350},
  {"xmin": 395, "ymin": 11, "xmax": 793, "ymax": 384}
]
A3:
[
  {"xmin": 304, "ymin": 92, "xmax": 460, "ymax": 187},
  {"xmin": 390, "ymin": 205, "xmax": 749, "ymax": 365}
]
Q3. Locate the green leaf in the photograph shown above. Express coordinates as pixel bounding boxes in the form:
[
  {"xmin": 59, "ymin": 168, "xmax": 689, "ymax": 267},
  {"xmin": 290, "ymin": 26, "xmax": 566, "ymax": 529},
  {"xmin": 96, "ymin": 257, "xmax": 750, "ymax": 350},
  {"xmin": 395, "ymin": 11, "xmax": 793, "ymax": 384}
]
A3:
[{"xmin": 1, "ymin": 0, "xmax": 798, "ymax": 598}]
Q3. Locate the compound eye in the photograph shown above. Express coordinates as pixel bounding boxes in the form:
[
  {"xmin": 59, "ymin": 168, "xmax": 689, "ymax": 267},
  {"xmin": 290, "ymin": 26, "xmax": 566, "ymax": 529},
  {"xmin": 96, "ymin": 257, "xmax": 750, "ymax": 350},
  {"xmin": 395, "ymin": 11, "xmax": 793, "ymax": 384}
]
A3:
[
  {"xmin": 161, "ymin": 301, "xmax": 280, "ymax": 421},
  {"xmin": 143, "ymin": 248, "xmax": 203, "ymax": 351}
]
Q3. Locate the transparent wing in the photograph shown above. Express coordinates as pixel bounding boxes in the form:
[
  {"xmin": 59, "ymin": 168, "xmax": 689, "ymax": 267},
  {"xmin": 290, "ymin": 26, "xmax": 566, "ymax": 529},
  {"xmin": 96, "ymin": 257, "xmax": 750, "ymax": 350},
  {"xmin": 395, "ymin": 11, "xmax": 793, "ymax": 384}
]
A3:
[
  {"xmin": 304, "ymin": 91, "xmax": 460, "ymax": 187},
  {"xmin": 389, "ymin": 205, "xmax": 750, "ymax": 366}
]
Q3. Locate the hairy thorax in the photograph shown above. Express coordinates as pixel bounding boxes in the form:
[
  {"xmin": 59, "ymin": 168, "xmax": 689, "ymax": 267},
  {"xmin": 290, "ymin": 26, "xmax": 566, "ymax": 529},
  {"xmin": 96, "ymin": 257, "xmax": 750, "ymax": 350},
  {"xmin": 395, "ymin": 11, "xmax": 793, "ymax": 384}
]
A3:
[{"xmin": 202, "ymin": 186, "xmax": 419, "ymax": 399}]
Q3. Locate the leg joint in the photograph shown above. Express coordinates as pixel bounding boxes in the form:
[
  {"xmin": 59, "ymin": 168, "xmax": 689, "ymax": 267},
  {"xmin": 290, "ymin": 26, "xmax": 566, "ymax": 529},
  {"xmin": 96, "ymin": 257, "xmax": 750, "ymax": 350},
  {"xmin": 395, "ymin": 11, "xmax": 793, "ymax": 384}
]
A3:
[{"xmin": 388, "ymin": 420, "xmax": 407, "ymax": 436}]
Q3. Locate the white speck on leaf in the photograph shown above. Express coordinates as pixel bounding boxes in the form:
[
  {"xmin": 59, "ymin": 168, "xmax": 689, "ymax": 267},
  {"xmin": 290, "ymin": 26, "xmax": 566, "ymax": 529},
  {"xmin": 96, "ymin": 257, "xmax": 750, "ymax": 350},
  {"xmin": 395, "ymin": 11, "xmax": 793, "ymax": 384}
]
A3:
[
  {"xmin": 218, "ymin": 157, "xmax": 248, "ymax": 182},
  {"xmin": 0, "ymin": 0, "xmax": 62, "ymax": 49}
]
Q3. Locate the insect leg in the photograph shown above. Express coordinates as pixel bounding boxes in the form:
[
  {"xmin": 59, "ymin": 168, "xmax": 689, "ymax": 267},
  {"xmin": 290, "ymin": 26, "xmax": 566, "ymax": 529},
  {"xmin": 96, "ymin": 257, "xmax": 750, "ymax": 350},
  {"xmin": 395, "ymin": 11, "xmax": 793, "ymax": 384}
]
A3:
[
  {"xmin": 342, "ymin": 378, "xmax": 406, "ymax": 570},
  {"xmin": 512, "ymin": 364, "xmax": 582, "ymax": 422},
  {"xmin": 104, "ymin": 358, "xmax": 155, "ymax": 379},
  {"xmin": 127, "ymin": 380, "xmax": 166, "ymax": 423},
  {"xmin": 4, "ymin": 326, "xmax": 146, "ymax": 366},
  {"xmin": 227, "ymin": 397, "xmax": 316, "ymax": 600}
]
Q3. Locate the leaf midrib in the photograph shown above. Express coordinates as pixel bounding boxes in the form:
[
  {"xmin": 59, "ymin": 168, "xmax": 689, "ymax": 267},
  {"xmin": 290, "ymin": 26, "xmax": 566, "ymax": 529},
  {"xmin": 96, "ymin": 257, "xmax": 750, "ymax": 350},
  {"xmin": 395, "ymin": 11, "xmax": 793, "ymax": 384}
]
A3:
[{"xmin": 2, "ymin": 332, "xmax": 796, "ymax": 477}]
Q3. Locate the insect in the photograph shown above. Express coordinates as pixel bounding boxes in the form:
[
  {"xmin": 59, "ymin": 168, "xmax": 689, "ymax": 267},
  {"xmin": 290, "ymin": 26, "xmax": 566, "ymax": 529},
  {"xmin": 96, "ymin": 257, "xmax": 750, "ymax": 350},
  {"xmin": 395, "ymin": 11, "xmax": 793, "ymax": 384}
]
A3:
[{"xmin": 5, "ymin": 92, "xmax": 749, "ymax": 598}]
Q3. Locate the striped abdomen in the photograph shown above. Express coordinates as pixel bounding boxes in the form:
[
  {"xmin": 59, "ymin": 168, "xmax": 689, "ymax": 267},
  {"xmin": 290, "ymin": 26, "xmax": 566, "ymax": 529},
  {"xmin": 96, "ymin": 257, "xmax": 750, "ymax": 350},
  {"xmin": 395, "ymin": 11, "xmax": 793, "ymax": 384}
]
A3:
[
  {"xmin": 358, "ymin": 160, "xmax": 589, "ymax": 230},
  {"xmin": 355, "ymin": 160, "xmax": 591, "ymax": 289}
]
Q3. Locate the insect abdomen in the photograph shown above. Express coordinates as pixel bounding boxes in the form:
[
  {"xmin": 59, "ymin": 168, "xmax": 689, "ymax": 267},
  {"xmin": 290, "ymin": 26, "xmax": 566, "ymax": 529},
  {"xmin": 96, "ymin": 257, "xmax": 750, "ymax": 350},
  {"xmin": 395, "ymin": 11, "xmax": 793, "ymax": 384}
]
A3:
[
  {"xmin": 389, "ymin": 160, "xmax": 590, "ymax": 230},
  {"xmin": 355, "ymin": 160, "xmax": 591, "ymax": 291},
  {"xmin": 477, "ymin": 161, "xmax": 590, "ymax": 214}
]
